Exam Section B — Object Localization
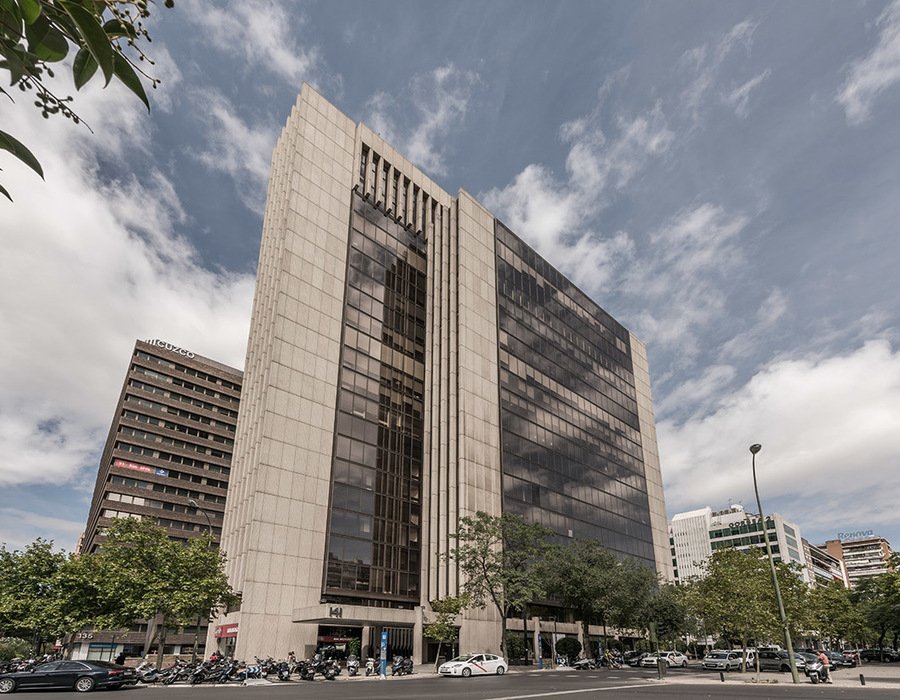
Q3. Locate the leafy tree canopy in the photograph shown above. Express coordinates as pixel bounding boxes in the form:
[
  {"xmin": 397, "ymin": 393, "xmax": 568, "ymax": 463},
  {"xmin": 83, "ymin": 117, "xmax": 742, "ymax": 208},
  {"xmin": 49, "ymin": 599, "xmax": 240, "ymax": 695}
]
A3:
[
  {"xmin": 450, "ymin": 511, "xmax": 552, "ymax": 654},
  {"xmin": 0, "ymin": 0, "xmax": 174, "ymax": 200}
]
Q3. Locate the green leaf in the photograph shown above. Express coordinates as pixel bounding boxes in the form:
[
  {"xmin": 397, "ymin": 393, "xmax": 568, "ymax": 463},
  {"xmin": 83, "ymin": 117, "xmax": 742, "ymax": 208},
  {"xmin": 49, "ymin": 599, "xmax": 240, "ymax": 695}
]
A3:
[
  {"xmin": 102, "ymin": 18, "xmax": 136, "ymax": 39},
  {"xmin": 0, "ymin": 1, "xmax": 23, "ymax": 43},
  {"xmin": 72, "ymin": 46, "xmax": 98, "ymax": 89},
  {"xmin": 112, "ymin": 52, "xmax": 148, "ymax": 109},
  {"xmin": 20, "ymin": 0, "xmax": 41, "ymax": 25},
  {"xmin": 0, "ymin": 129, "xmax": 44, "ymax": 178},
  {"xmin": 0, "ymin": 182, "xmax": 11, "ymax": 201},
  {"xmin": 24, "ymin": 14, "xmax": 69, "ymax": 62},
  {"xmin": 61, "ymin": 1, "xmax": 113, "ymax": 84}
]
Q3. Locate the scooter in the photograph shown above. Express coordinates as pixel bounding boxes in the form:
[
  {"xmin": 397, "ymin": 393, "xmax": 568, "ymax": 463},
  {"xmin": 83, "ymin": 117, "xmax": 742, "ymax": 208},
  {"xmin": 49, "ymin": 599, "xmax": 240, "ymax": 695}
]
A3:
[
  {"xmin": 805, "ymin": 659, "xmax": 830, "ymax": 684},
  {"xmin": 365, "ymin": 657, "xmax": 376, "ymax": 676},
  {"xmin": 391, "ymin": 656, "xmax": 413, "ymax": 676},
  {"xmin": 572, "ymin": 657, "xmax": 596, "ymax": 670},
  {"xmin": 300, "ymin": 653, "xmax": 339, "ymax": 680},
  {"xmin": 346, "ymin": 654, "xmax": 360, "ymax": 676}
]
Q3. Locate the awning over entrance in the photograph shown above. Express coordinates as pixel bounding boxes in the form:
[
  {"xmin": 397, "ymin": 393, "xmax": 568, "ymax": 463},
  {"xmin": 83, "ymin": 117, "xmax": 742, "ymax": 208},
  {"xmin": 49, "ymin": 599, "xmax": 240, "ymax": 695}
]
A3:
[{"xmin": 292, "ymin": 603, "xmax": 417, "ymax": 627}]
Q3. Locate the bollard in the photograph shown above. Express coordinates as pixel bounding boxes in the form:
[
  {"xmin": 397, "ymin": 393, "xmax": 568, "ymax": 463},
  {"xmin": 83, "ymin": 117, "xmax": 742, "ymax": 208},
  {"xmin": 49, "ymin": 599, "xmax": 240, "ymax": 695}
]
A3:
[
  {"xmin": 720, "ymin": 671, "xmax": 725, "ymax": 682},
  {"xmin": 657, "ymin": 658, "xmax": 667, "ymax": 680},
  {"xmin": 859, "ymin": 673, "xmax": 866, "ymax": 686}
]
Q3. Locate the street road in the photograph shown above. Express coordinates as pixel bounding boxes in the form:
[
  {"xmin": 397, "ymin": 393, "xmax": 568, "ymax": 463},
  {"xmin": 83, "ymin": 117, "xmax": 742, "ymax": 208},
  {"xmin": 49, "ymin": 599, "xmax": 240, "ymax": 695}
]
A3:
[{"xmin": 6, "ymin": 666, "xmax": 899, "ymax": 700}]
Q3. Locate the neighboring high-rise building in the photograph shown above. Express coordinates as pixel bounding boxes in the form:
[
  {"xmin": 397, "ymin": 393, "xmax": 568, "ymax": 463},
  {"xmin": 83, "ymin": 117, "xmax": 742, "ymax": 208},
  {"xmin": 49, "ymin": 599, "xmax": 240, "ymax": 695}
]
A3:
[
  {"xmin": 822, "ymin": 536, "xmax": 893, "ymax": 588},
  {"xmin": 669, "ymin": 504, "xmax": 810, "ymax": 584},
  {"xmin": 211, "ymin": 85, "xmax": 670, "ymax": 663},
  {"xmin": 75, "ymin": 339, "xmax": 242, "ymax": 660},
  {"xmin": 803, "ymin": 538, "xmax": 848, "ymax": 588}
]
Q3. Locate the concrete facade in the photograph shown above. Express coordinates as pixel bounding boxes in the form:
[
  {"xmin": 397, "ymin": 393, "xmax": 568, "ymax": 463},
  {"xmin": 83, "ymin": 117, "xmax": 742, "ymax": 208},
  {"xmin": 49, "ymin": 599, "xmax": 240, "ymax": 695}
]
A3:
[
  {"xmin": 670, "ymin": 504, "xmax": 810, "ymax": 584},
  {"xmin": 822, "ymin": 536, "xmax": 893, "ymax": 588},
  {"xmin": 212, "ymin": 85, "xmax": 669, "ymax": 662}
]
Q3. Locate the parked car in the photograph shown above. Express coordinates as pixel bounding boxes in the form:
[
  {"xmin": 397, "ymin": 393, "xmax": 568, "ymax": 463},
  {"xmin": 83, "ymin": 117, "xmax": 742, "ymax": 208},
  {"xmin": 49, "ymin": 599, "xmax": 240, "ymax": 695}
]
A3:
[
  {"xmin": 438, "ymin": 653, "xmax": 508, "ymax": 677},
  {"xmin": 860, "ymin": 649, "xmax": 900, "ymax": 662},
  {"xmin": 625, "ymin": 652, "xmax": 649, "ymax": 667},
  {"xmin": 702, "ymin": 650, "xmax": 743, "ymax": 672},
  {"xmin": 640, "ymin": 651, "xmax": 688, "ymax": 668},
  {"xmin": 842, "ymin": 649, "xmax": 861, "ymax": 666},
  {"xmin": 757, "ymin": 650, "xmax": 807, "ymax": 672},
  {"xmin": 0, "ymin": 659, "xmax": 137, "ymax": 694},
  {"xmin": 823, "ymin": 650, "xmax": 852, "ymax": 668}
]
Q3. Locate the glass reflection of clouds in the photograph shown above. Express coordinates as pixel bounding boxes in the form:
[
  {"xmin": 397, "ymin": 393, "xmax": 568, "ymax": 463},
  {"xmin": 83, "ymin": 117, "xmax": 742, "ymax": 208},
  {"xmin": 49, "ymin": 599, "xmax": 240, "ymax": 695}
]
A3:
[{"xmin": 495, "ymin": 221, "xmax": 655, "ymax": 565}]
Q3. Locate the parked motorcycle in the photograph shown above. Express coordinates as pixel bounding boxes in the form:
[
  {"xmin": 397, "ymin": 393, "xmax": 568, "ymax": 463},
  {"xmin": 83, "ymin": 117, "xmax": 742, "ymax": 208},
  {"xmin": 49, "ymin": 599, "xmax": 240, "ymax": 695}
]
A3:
[
  {"xmin": 275, "ymin": 659, "xmax": 292, "ymax": 681},
  {"xmin": 572, "ymin": 657, "xmax": 597, "ymax": 670},
  {"xmin": 365, "ymin": 657, "xmax": 376, "ymax": 676},
  {"xmin": 346, "ymin": 654, "xmax": 360, "ymax": 676},
  {"xmin": 391, "ymin": 656, "xmax": 413, "ymax": 676},
  {"xmin": 299, "ymin": 653, "xmax": 339, "ymax": 680}
]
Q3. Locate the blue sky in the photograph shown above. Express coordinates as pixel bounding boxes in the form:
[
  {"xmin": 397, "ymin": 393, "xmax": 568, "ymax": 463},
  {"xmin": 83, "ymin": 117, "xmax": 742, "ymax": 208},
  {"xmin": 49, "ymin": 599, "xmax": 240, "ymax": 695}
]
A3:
[{"xmin": 2, "ymin": 0, "xmax": 899, "ymax": 555}]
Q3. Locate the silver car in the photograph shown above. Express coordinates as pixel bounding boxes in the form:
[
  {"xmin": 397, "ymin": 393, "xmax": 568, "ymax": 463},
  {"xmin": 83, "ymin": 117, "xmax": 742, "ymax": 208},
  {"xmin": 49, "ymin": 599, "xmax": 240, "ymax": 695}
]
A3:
[
  {"xmin": 757, "ymin": 650, "xmax": 806, "ymax": 672},
  {"xmin": 702, "ymin": 650, "xmax": 743, "ymax": 671}
]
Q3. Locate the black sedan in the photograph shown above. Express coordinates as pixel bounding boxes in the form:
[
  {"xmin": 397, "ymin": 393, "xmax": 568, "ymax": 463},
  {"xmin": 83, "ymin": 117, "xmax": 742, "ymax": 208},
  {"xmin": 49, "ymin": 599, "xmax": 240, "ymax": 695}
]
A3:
[{"xmin": 0, "ymin": 660, "xmax": 137, "ymax": 693}]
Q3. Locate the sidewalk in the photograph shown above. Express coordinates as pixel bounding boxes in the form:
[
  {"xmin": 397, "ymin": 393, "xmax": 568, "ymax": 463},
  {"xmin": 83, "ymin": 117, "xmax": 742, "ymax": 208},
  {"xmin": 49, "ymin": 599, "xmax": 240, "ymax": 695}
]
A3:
[{"xmin": 657, "ymin": 663, "xmax": 900, "ymax": 690}]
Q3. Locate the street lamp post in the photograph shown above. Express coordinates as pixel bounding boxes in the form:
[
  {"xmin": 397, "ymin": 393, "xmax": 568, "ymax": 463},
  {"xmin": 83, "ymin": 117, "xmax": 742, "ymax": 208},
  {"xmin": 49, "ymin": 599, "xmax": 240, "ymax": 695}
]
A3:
[
  {"xmin": 749, "ymin": 444, "xmax": 799, "ymax": 684},
  {"xmin": 188, "ymin": 499, "xmax": 213, "ymax": 664}
]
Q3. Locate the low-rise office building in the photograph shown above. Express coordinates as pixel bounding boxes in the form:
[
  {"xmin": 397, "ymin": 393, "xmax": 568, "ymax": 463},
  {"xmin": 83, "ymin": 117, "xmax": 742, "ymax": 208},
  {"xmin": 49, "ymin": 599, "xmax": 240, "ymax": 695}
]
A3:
[{"xmin": 670, "ymin": 504, "xmax": 810, "ymax": 584}]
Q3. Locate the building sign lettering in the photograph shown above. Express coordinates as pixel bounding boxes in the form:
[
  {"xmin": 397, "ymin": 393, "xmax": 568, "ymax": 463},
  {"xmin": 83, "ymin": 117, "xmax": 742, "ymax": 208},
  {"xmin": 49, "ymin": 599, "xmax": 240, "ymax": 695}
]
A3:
[
  {"xmin": 328, "ymin": 606, "xmax": 343, "ymax": 619},
  {"xmin": 145, "ymin": 338, "xmax": 196, "ymax": 359},
  {"xmin": 214, "ymin": 623, "xmax": 239, "ymax": 639},
  {"xmin": 113, "ymin": 459, "xmax": 169, "ymax": 478},
  {"xmin": 838, "ymin": 529, "xmax": 874, "ymax": 541}
]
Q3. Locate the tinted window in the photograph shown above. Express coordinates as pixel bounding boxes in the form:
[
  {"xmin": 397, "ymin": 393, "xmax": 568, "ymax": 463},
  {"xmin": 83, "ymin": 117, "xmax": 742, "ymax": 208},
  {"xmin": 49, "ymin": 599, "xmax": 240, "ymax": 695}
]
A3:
[{"xmin": 494, "ymin": 221, "xmax": 655, "ymax": 565}]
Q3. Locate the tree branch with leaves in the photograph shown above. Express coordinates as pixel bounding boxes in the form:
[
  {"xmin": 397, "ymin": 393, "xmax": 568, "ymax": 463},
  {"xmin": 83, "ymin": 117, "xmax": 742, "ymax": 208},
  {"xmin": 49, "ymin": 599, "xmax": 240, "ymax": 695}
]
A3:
[{"xmin": 0, "ymin": 0, "xmax": 174, "ymax": 200}]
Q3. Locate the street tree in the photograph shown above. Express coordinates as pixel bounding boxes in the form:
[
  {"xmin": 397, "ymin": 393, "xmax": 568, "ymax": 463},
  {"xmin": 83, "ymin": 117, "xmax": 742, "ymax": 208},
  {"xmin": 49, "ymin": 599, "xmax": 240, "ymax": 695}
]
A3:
[
  {"xmin": 854, "ymin": 565, "xmax": 900, "ymax": 659},
  {"xmin": 809, "ymin": 581, "xmax": 866, "ymax": 648},
  {"xmin": 682, "ymin": 548, "xmax": 774, "ymax": 665},
  {"xmin": 641, "ymin": 582, "xmax": 691, "ymax": 648},
  {"xmin": 543, "ymin": 539, "xmax": 656, "ymax": 658},
  {"xmin": 449, "ymin": 511, "xmax": 552, "ymax": 656},
  {"xmin": 84, "ymin": 517, "xmax": 237, "ymax": 668},
  {"xmin": 0, "ymin": 539, "xmax": 68, "ymax": 652},
  {"xmin": 0, "ymin": 0, "xmax": 174, "ymax": 200},
  {"xmin": 423, "ymin": 593, "xmax": 469, "ymax": 671}
]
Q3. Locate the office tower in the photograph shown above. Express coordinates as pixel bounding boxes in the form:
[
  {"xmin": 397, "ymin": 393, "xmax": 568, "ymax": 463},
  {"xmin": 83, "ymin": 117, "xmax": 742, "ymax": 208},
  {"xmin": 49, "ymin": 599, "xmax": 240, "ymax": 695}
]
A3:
[
  {"xmin": 75, "ymin": 339, "xmax": 241, "ymax": 660},
  {"xmin": 214, "ymin": 85, "xmax": 669, "ymax": 661}
]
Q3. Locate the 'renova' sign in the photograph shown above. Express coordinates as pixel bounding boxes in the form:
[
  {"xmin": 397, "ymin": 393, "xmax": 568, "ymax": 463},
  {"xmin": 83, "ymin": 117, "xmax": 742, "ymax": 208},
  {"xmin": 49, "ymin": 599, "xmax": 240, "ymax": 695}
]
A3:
[
  {"xmin": 145, "ymin": 338, "xmax": 195, "ymax": 359},
  {"xmin": 838, "ymin": 529, "xmax": 874, "ymax": 541}
]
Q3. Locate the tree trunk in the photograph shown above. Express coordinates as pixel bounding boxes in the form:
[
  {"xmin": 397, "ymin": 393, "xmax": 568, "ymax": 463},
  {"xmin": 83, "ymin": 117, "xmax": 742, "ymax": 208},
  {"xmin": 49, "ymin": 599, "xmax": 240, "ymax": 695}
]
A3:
[
  {"xmin": 523, "ymin": 609, "xmax": 529, "ymax": 662},
  {"xmin": 499, "ymin": 614, "xmax": 506, "ymax": 656},
  {"xmin": 581, "ymin": 620, "xmax": 591, "ymax": 659},
  {"xmin": 156, "ymin": 624, "xmax": 168, "ymax": 670},
  {"xmin": 434, "ymin": 640, "xmax": 442, "ymax": 673}
]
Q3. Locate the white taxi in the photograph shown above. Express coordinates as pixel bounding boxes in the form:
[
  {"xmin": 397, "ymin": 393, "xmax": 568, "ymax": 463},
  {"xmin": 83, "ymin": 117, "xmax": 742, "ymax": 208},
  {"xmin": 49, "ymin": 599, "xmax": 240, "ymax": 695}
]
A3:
[{"xmin": 438, "ymin": 653, "xmax": 508, "ymax": 677}]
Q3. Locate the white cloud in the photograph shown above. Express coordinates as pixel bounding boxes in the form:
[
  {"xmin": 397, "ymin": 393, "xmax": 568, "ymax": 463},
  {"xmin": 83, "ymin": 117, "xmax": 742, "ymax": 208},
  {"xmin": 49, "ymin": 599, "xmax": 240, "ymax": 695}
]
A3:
[
  {"xmin": 624, "ymin": 204, "xmax": 750, "ymax": 354},
  {"xmin": 0, "ymin": 509, "xmax": 85, "ymax": 551},
  {"xmin": 837, "ymin": 0, "xmax": 900, "ymax": 124},
  {"xmin": 183, "ymin": 0, "xmax": 321, "ymax": 87},
  {"xmin": 482, "ymin": 94, "xmax": 673, "ymax": 298},
  {"xmin": 658, "ymin": 340, "xmax": 900, "ymax": 540},
  {"xmin": 680, "ymin": 19, "xmax": 761, "ymax": 122},
  {"xmin": 0, "ymin": 76, "xmax": 253, "ymax": 489},
  {"xmin": 720, "ymin": 288, "xmax": 788, "ymax": 360},
  {"xmin": 723, "ymin": 69, "xmax": 771, "ymax": 118},
  {"xmin": 189, "ymin": 89, "xmax": 280, "ymax": 214},
  {"xmin": 655, "ymin": 364, "xmax": 737, "ymax": 419},
  {"xmin": 365, "ymin": 64, "xmax": 480, "ymax": 176}
]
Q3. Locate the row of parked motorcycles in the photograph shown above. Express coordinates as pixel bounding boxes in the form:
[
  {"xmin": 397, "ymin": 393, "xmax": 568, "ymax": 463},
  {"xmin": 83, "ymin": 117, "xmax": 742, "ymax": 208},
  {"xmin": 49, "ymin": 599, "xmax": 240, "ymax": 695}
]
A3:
[{"xmin": 129, "ymin": 653, "xmax": 414, "ymax": 683}]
